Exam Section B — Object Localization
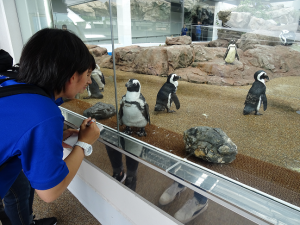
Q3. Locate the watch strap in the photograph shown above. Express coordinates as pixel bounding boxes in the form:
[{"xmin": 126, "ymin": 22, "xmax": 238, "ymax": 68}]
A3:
[{"xmin": 75, "ymin": 141, "xmax": 93, "ymax": 156}]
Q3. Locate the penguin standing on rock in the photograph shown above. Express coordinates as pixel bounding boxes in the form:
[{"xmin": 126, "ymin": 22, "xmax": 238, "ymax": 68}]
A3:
[
  {"xmin": 155, "ymin": 73, "xmax": 181, "ymax": 113},
  {"xmin": 119, "ymin": 79, "xmax": 150, "ymax": 136},
  {"xmin": 224, "ymin": 39, "xmax": 239, "ymax": 65},
  {"xmin": 243, "ymin": 70, "xmax": 269, "ymax": 115}
]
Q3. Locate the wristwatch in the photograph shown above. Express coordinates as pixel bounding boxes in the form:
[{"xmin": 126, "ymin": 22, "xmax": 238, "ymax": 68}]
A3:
[{"xmin": 75, "ymin": 141, "xmax": 93, "ymax": 156}]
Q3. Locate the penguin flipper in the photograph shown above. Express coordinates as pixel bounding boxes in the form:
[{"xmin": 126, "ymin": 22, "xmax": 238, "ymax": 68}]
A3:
[
  {"xmin": 144, "ymin": 103, "xmax": 150, "ymax": 125},
  {"xmin": 101, "ymin": 73, "xmax": 105, "ymax": 85},
  {"xmin": 262, "ymin": 94, "xmax": 267, "ymax": 111},
  {"xmin": 171, "ymin": 93, "xmax": 180, "ymax": 110},
  {"xmin": 119, "ymin": 99, "xmax": 125, "ymax": 126},
  {"xmin": 235, "ymin": 47, "xmax": 239, "ymax": 60}
]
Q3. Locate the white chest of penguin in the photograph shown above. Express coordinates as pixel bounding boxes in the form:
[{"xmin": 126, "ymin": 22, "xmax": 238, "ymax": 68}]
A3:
[
  {"xmin": 225, "ymin": 47, "xmax": 236, "ymax": 63},
  {"xmin": 122, "ymin": 103, "xmax": 147, "ymax": 127},
  {"xmin": 122, "ymin": 92, "xmax": 147, "ymax": 127}
]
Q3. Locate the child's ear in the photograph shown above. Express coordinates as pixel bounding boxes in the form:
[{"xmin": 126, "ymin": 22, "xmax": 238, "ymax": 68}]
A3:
[{"xmin": 68, "ymin": 72, "xmax": 78, "ymax": 85}]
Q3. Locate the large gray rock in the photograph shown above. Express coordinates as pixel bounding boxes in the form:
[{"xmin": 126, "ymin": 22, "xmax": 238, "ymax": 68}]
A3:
[
  {"xmin": 183, "ymin": 126, "xmax": 237, "ymax": 163},
  {"xmin": 244, "ymin": 45, "xmax": 300, "ymax": 75},
  {"xmin": 248, "ymin": 17, "xmax": 277, "ymax": 31},
  {"xmin": 130, "ymin": 0, "xmax": 170, "ymax": 22},
  {"xmin": 226, "ymin": 12, "xmax": 252, "ymax": 28},
  {"xmin": 83, "ymin": 102, "xmax": 116, "ymax": 120},
  {"xmin": 239, "ymin": 33, "xmax": 281, "ymax": 51},
  {"xmin": 217, "ymin": 29, "xmax": 244, "ymax": 41},
  {"xmin": 166, "ymin": 45, "xmax": 194, "ymax": 72},
  {"xmin": 165, "ymin": 36, "xmax": 192, "ymax": 45},
  {"xmin": 86, "ymin": 45, "xmax": 108, "ymax": 57},
  {"xmin": 207, "ymin": 39, "xmax": 229, "ymax": 48}
]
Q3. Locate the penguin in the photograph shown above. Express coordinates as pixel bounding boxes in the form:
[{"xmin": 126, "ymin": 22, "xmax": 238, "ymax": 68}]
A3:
[
  {"xmin": 279, "ymin": 30, "xmax": 296, "ymax": 46},
  {"xmin": 119, "ymin": 79, "xmax": 150, "ymax": 136},
  {"xmin": 154, "ymin": 73, "xmax": 181, "ymax": 113},
  {"xmin": 84, "ymin": 77, "xmax": 103, "ymax": 99},
  {"xmin": 91, "ymin": 64, "xmax": 105, "ymax": 92},
  {"xmin": 243, "ymin": 70, "xmax": 269, "ymax": 115},
  {"xmin": 224, "ymin": 39, "xmax": 239, "ymax": 65}
]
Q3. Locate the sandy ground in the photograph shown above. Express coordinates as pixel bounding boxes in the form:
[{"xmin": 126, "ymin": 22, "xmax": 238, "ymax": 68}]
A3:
[{"xmin": 77, "ymin": 68, "xmax": 300, "ymax": 172}]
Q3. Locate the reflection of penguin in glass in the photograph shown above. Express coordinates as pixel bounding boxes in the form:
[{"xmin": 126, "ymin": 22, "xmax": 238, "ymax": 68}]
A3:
[
  {"xmin": 154, "ymin": 73, "xmax": 181, "ymax": 113},
  {"xmin": 223, "ymin": 40, "xmax": 239, "ymax": 65},
  {"xmin": 85, "ymin": 64, "xmax": 105, "ymax": 99},
  {"xmin": 119, "ymin": 79, "xmax": 150, "ymax": 136},
  {"xmin": 243, "ymin": 70, "xmax": 269, "ymax": 115}
]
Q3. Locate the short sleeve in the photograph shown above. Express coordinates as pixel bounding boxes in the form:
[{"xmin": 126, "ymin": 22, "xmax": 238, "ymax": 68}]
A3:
[{"xmin": 18, "ymin": 115, "xmax": 69, "ymax": 190}]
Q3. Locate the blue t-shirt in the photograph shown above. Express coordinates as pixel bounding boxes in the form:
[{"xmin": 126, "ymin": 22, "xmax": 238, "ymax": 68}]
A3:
[
  {"xmin": 196, "ymin": 25, "xmax": 201, "ymax": 34},
  {"xmin": 181, "ymin": 27, "xmax": 188, "ymax": 35},
  {"xmin": 0, "ymin": 75, "xmax": 68, "ymax": 198}
]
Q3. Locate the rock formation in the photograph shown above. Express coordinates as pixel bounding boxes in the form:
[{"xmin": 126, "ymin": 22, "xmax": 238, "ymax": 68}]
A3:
[
  {"xmin": 94, "ymin": 39, "xmax": 300, "ymax": 86},
  {"xmin": 183, "ymin": 126, "xmax": 237, "ymax": 164}
]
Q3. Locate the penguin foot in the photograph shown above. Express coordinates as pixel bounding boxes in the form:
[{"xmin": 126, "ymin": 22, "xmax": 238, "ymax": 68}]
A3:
[
  {"xmin": 124, "ymin": 127, "xmax": 133, "ymax": 135},
  {"xmin": 136, "ymin": 128, "xmax": 147, "ymax": 137},
  {"xmin": 255, "ymin": 112, "xmax": 263, "ymax": 115},
  {"xmin": 99, "ymin": 88, "xmax": 104, "ymax": 92},
  {"xmin": 83, "ymin": 96, "xmax": 91, "ymax": 99},
  {"xmin": 90, "ymin": 93, "xmax": 104, "ymax": 99},
  {"xmin": 167, "ymin": 109, "xmax": 175, "ymax": 113}
]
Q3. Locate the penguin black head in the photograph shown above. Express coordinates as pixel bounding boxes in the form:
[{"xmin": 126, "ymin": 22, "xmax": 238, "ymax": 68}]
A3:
[
  {"xmin": 125, "ymin": 78, "xmax": 141, "ymax": 92},
  {"xmin": 229, "ymin": 39, "xmax": 236, "ymax": 45},
  {"xmin": 254, "ymin": 70, "xmax": 269, "ymax": 83},
  {"xmin": 167, "ymin": 73, "xmax": 181, "ymax": 84}
]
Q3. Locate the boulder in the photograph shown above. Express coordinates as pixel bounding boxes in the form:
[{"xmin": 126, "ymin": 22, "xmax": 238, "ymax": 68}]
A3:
[
  {"xmin": 165, "ymin": 36, "xmax": 192, "ymax": 45},
  {"xmin": 134, "ymin": 47, "xmax": 168, "ymax": 75},
  {"xmin": 86, "ymin": 1, "xmax": 109, "ymax": 17},
  {"xmin": 87, "ymin": 45, "xmax": 108, "ymax": 57},
  {"xmin": 239, "ymin": 33, "xmax": 281, "ymax": 51},
  {"xmin": 243, "ymin": 45, "xmax": 300, "ymax": 75},
  {"xmin": 130, "ymin": 0, "xmax": 170, "ymax": 22},
  {"xmin": 174, "ymin": 67, "xmax": 208, "ymax": 84},
  {"xmin": 69, "ymin": 4, "xmax": 95, "ymax": 18},
  {"xmin": 166, "ymin": 45, "xmax": 194, "ymax": 72},
  {"xmin": 83, "ymin": 102, "xmax": 116, "ymax": 120},
  {"xmin": 248, "ymin": 17, "xmax": 278, "ymax": 31},
  {"xmin": 207, "ymin": 39, "xmax": 229, "ymax": 48},
  {"xmin": 193, "ymin": 45, "xmax": 225, "ymax": 62},
  {"xmin": 226, "ymin": 12, "xmax": 252, "ymax": 28},
  {"xmin": 217, "ymin": 29, "xmax": 244, "ymax": 41},
  {"xmin": 183, "ymin": 126, "xmax": 237, "ymax": 164}
]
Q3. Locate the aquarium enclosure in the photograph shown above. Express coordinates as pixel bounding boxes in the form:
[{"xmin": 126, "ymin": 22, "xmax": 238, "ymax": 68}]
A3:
[{"xmin": 13, "ymin": 0, "xmax": 300, "ymax": 224}]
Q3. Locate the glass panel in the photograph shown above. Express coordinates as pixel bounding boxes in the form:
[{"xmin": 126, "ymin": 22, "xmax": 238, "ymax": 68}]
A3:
[
  {"xmin": 61, "ymin": 107, "xmax": 300, "ymax": 224},
  {"xmin": 51, "ymin": 0, "xmax": 118, "ymax": 45},
  {"xmin": 15, "ymin": 0, "xmax": 53, "ymax": 43},
  {"xmin": 58, "ymin": 1, "xmax": 300, "ymax": 223},
  {"xmin": 64, "ymin": 118, "xmax": 259, "ymax": 224}
]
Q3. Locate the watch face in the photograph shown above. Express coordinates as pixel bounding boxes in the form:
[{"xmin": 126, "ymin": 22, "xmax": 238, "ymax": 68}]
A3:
[
  {"xmin": 76, "ymin": 141, "xmax": 93, "ymax": 156},
  {"xmin": 85, "ymin": 145, "xmax": 93, "ymax": 156}
]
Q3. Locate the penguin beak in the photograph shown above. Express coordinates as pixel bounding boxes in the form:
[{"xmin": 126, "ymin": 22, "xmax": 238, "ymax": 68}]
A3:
[{"xmin": 265, "ymin": 76, "xmax": 270, "ymax": 81}]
